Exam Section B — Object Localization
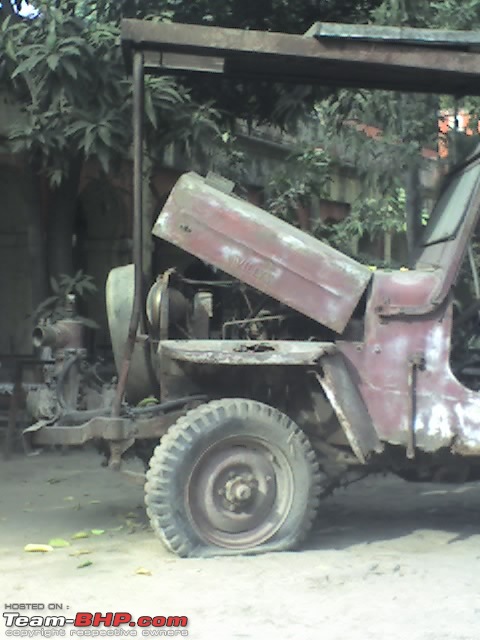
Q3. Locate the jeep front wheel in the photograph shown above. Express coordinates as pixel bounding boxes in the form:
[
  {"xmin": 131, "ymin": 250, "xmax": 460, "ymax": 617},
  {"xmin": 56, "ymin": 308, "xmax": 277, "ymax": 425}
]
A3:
[{"xmin": 145, "ymin": 398, "xmax": 323, "ymax": 557}]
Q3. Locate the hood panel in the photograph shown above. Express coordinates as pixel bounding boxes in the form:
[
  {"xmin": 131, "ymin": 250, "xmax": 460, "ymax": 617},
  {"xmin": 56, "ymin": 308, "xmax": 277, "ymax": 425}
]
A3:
[{"xmin": 153, "ymin": 173, "xmax": 371, "ymax": 333}]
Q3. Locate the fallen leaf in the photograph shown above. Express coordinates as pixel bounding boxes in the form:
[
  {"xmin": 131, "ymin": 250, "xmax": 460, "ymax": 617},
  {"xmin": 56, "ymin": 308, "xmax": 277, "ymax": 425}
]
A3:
[
  {"xmin": 63, "ymin": 496, "xmax": 75, "ymax": 502},
  {"xmin": 137, "ymin": 396, "xmax": 158, "ymax": 407},
  {"xmin": 69, "ymin": 549, "xmax": 92, "ymax": 557},
  {"xmin": 135, "ymin": 567, "xmax": 152, "ymax": 576},
  {"xmin": 71, "ymin": 531, "xmax": 89, "ymax": 540},
  {"xmin": 48, "ymin": 538, "xmax": 70, "ymax": 548},
  {"xmin": 77, "ymin": 561, "xmax": 93, "ymax": 569},
  {"xmin": 90, "ymin": 529, "xmax": 105, "ymax": 536},
  {"xmin": 24, "ymin": 544, "xmax": 53, "ymax": 553},
  {"xmin": 88, "ymin": 500, "xmax": 101, "ymax": 505}
]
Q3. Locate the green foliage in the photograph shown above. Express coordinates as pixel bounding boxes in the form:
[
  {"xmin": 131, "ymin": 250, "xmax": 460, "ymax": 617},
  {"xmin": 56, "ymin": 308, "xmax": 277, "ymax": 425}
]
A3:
[
  {"xmin": 354, "ymin": 189, "xmax": 407, "ymax": 237},
  {"xmin": 265, "ymin": 148, "xmax": 331, "ymax": 223},
  {"xmin": 371, "ymin": 0, "xmax": 433, "ymax": 27},
  {"xmin": 1, "ymin": 6, "xmax": 128, "ymax": 183},
  {"xmin": 203, "ymin": 131, "xmax": 248, "ymax": 186},
  {"xmin": 0, "ymin": 1, "xmax": 221, "ymax": 187},
  {"xmin": 309, "ymin": 189, "xmax": 407, "ymax": 265},
  {"xmin": 431, "ymin": 0, "xmax": 480, "ymax": 30},
  {"xmin": 33, "ymin": 270, "xmax": 98, "ymax": 326}
]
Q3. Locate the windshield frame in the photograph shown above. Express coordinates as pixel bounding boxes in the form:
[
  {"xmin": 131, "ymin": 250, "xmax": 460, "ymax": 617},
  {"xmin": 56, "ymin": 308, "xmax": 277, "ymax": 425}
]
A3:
[{"xmin": 420, "ymin": 152, "xmax": 480, "ymax": 248}]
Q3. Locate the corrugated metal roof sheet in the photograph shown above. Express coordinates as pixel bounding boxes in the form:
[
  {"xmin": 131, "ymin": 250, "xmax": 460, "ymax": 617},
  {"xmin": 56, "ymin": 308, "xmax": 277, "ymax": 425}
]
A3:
[{"xmin": 306, "ymin": 22, "xmax": 480, "ymax": 49}]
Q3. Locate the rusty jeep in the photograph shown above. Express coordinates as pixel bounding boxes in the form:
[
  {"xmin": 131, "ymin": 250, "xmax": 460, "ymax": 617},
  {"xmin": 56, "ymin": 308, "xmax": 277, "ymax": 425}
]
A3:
[{"xmin": 24, "ymin": 20, "xmax": 480, "ymax": 557}]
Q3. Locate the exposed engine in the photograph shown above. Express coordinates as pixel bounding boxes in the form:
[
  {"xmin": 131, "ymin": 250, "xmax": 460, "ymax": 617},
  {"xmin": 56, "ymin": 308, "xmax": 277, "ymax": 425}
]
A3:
[{"xmin": 146, "ymin": 260, "xmax": 334, "ymax": 344}]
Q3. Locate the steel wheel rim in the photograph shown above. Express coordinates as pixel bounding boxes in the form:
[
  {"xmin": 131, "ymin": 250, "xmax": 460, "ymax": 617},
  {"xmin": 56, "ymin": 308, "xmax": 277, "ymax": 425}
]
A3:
[{"xmin": 186, "ymin": 435, "xmax": 295, "ymax": 549}]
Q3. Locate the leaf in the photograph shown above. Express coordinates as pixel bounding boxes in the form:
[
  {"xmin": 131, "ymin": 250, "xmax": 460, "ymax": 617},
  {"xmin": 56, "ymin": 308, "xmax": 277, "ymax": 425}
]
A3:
[
  {"xmin": 68, "ymin": 549, "xmax": 93, "ymax": 558},
  {"xmin": 69, "ymin": 549, "xmax": 92, "ymax": 557},
  {"xmin": 62, "ymin": 59, "xmax": 78, "ymax": 79},
  {"xmin": 135, "ymin": 567, "xmax": 152, "ymax": 576},
  {"xmin": 50, "ymin": 277, "xmax": 59, "ymax": 294},
  {"xmin": 90, "ymin": 529, "xmax": 105, "ymax": 536},
  {"xmin": 47, "ymin": 54, "xmax": 60, "ymax": 71},
  {"xmin": 83, "ymin": 125, "xmax": 95, "ymax": 155},
  {"xmin": 48, "ymin": 538, "xmax": 70, "ymax": 548},
  {"xmin": 137, "ymin": 396, "xmax": 159, "ymax": 407},
  {"xmin": 24, "ymin": 544, "xmax": 53, "ymax": 553},
  {"xmin": 71, "ymin": 531, "xmax": 89, "ymax": 540},
  {"xmin": 145, "ymin": 90, "xmax": 157, "ymax": 129},
  {"xmin": 11, "ymin": 55, "xmax": 42, "ymax": 78},
  {"xmin": 82, "ymin": 280, "xmax": 97, "ymax": 293},
  {"xmin": 77, "ymin": 561, "xmax": 93, "ymax": 569},
  {"xmin": 98, "ymin": 126, "xmax": 111, "ymax": 147}
]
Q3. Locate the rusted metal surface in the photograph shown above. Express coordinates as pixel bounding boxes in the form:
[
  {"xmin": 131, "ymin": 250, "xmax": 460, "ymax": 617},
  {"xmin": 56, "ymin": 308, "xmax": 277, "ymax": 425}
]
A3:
[
  {"xmin": 369, "ymin": 269, "xmax": 444, "ymax": 317},
  {"xmin": 153, "ymin": 173, "xmax": 371, "ymax": 334},
  {"xmin": 334, "ymin": 158, "xmax": 480, "ymax": 455},
  {"xmin": 340, "ymin": 297, "xmax": 480, "ymax": 455},
  {"xmin": 111, "ymin": 50, "xmax": 148, "ymax": 417},
  {"xmin": 373, "ymin": 160, "xmax": 480, "ymax": 317},
  {"xmin": 24, "ymin": 412, "xmax": 184, "ymax": 447},
  {"xmin": 314, "ymin": 354, "xmax": 383, "ymax": 463},
  {"xmin": 406, "ymin": 353, "xmax": 426, "ymax": 459},
  {"xmin": 121, "ymin": 19, "xmax": 480, "ymax": 95},
  {"xmin": 186, "ymin": 433, "xmax": 294, "ymax": 549},
  {"xmin": 222, "ymin": 315, "xmax": 287, "ymax": 340},
  {"xmin": 32, "ymin": 320, "xmax": 84, "ymax": 350},
  {"xmin": 160, "ymin": 340, "xmax": 336, "ymax": 366}
]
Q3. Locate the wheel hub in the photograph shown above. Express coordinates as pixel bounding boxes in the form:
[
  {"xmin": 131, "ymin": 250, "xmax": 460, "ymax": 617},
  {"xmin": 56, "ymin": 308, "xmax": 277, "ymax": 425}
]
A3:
[{"xmin": 223, "ymin": 474, "xmax": 257, "ymax": 506}]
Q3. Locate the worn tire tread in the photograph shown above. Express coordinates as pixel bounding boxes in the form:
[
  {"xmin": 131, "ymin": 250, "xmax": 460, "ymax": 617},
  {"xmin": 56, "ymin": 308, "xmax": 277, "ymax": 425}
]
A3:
[{"xmin": 145, "ymin": 399, "xmax": 323, "ymax": 557}]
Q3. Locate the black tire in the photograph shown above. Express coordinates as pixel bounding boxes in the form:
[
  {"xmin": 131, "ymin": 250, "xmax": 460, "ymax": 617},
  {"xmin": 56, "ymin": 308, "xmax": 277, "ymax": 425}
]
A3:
[{"xmin": 145, "ymin": 398, "xmax": 324, "ymax": 557}]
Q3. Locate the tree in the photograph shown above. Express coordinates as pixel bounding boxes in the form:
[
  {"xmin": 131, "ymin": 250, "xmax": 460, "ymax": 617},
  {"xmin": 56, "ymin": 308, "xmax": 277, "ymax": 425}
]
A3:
[
  {"xmin": 0, "ymin": 0, "xmax": 219, "ymax": 309},
  {"xmin": 292, "ymin": 0, "xmax": 450, "ymax": 261}
]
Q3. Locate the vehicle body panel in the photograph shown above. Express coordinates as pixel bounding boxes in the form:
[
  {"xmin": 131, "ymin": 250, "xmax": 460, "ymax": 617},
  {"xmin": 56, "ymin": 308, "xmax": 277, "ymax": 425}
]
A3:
[
  {"xmin": 340, "ymin": 289, "xmax": 480, "ymax": 455},
  {"xmin": 153, "ymin": 172, "xmax": 372, "ymax": 334},
  {"xmin": 159, "ymin": 339, "xmax": 337, "ymax": 366},
  {"xmin": 316, "ymin": 352, "xmax": 383, "ymax": 463}
]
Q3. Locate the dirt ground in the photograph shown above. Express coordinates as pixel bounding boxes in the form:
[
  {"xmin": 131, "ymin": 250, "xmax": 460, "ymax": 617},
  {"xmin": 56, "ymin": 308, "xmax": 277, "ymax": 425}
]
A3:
[{"xmin": 1, "ymin": 447, "xmax": 480, "ymax": 640}]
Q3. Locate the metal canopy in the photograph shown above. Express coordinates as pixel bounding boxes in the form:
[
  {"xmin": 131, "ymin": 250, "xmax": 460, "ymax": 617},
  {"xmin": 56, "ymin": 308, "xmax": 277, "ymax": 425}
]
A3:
[{"xmin": 121, "ymin": 19, "xmax": 480, "ymax": 95}]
